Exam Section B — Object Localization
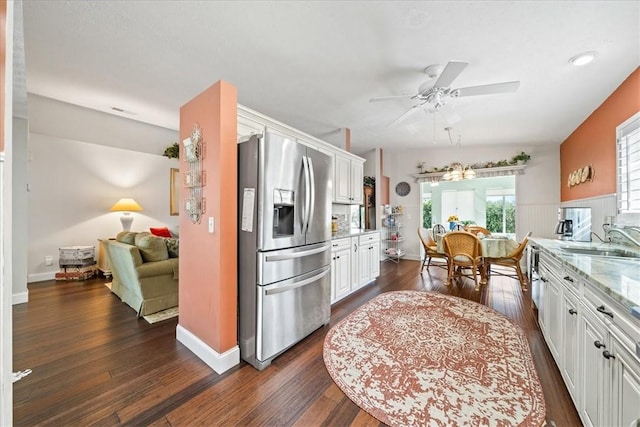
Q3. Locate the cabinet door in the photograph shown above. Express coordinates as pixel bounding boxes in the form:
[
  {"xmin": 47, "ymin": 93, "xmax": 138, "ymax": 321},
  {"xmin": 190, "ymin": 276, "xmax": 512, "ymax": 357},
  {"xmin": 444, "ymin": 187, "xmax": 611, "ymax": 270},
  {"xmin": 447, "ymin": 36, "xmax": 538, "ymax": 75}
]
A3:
[
  {"xmin": 561, "ymin": 289, "xmax": 580, "ymax": 404},
  {"xmin": 546, "ymin": 278, "xmax": 562, "ymax": 364},
  {"xmin": 334, "ymin": 154, "xmax": 351, "ymax": 203},
  {"xmin": 334, "ymin": 248, "xmax": 351, "ymax": 301},
  {"xmin": 578, "ymin": 307, "xmax": 608, "ymax": 427},
  {"xmin": 350, "ymin": 160, "xmax": 364, "ymax": 205},
  {"xmin": 358, "ymin": 243, "xmax": 370, "ymax": 286},
  {"xmin": 369, "ymin": 240, "xmax": 380, "ymax": 280},
  {"xmin": 351, "ymin": 237, "xmax": 359, "ymax": 290},
  {"xmin": 610, "ymin": 335, "xmax": 640, "ymax": 427},
  {"xmin": 538, "ymin": 275, "xmax": 547, "ymax": 336}
]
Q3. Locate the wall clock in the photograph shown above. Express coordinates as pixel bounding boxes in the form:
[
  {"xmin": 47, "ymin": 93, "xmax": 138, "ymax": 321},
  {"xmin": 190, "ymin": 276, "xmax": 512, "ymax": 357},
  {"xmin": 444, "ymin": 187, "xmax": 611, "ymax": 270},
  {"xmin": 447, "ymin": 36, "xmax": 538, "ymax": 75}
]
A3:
[{"xmin": 395, "ymin": 181, "xmax": 411, "ymax": 197}]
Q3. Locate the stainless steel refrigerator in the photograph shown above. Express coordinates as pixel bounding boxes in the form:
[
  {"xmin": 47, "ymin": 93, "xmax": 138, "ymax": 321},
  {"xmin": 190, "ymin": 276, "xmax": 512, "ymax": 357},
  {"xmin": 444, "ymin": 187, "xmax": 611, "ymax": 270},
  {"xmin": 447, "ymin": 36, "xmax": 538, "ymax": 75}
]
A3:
[{"xmin": 238, "ymin": 132, "xmax": 333, "ymax": 370}]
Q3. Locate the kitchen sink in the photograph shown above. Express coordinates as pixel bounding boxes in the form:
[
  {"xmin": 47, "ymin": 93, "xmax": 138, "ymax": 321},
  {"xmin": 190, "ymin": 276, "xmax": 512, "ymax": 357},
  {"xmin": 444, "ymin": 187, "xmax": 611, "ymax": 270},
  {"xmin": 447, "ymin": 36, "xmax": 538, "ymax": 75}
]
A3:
[{"xmin": 560, "ymin": 247, "xmax": 640, "ymax": 259}]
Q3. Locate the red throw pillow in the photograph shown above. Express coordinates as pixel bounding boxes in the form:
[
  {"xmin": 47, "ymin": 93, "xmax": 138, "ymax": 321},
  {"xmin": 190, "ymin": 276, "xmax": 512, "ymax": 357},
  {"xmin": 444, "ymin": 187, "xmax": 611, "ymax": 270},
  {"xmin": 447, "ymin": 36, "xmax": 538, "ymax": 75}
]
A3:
[{"xmin": 149, "ymin": 227, "xmax": 172, "ymax": 238}]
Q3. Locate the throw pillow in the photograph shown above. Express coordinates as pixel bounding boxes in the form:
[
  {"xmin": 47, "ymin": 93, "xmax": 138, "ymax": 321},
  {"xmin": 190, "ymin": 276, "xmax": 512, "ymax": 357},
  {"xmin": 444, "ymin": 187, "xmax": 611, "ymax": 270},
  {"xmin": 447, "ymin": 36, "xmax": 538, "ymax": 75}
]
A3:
[
  {"xmin": 134, "ymin": 232, "xmax": 169, "ymax": 262},
  {"xmin": 116, "ymin": 231, "xmax": 138, "ymax": 245},
  {"xmin": 165, "ymin": 238, "xmax": 179, "ymax": 258},
  {"xmin": 150, "ymin": 226, "xmax": 172, "ymax": 238}
]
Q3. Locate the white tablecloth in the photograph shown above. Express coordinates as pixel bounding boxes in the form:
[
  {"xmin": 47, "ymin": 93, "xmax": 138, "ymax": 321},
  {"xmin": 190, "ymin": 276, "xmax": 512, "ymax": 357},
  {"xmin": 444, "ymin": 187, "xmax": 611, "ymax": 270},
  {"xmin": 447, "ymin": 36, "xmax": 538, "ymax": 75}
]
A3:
[{"xmin": 435, "ymin": 234, "xmax": 518, "ymax": 258}]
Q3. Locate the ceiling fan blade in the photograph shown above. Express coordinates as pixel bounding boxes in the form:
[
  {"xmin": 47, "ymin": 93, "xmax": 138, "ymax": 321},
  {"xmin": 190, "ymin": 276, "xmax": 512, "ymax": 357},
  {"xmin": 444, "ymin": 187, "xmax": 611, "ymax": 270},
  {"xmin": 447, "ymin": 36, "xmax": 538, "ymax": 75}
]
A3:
[
  {"xmin": 369, "ymin": 94, "xmax": 414, "ymax": 102},
  {"xmin": 433, "ymin": 61, "xmax": 468, "ymax": 88},
  {"xmin": 456, "ymin": 81, "xmax": 520, "ymax": 97},
  {"xmin": 386, "ymin": 105, "xmax": 422, "ymax": 127}
]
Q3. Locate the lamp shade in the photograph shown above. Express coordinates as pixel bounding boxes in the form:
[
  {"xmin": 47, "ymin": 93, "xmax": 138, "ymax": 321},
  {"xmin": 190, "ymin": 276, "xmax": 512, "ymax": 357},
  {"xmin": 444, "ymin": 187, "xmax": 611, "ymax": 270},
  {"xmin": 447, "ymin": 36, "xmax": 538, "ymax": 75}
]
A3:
[{"xmin": 110, "ymin": 198, "xmax": 143, "ymax": 212}]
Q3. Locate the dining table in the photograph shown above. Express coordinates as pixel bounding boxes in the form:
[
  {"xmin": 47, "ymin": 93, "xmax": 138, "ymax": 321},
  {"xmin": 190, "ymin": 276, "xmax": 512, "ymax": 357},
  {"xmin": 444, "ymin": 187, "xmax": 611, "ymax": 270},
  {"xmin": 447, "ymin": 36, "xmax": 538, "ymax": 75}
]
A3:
[{"xmin": 435, "ymin": 232, "xmax": 518, "ymax": 258}]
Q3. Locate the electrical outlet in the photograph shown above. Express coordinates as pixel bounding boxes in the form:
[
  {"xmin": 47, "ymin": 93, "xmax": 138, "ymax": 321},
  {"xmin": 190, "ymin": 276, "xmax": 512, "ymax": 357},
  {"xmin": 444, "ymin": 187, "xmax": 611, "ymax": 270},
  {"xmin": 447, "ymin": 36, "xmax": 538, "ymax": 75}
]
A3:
[
  {"xmin": 44, "ymin": 256, "xmax": 53, "ymax": 266},
  {"xmin": 208, "ymin": 217, "xmax": 215, "ymax": 233}
]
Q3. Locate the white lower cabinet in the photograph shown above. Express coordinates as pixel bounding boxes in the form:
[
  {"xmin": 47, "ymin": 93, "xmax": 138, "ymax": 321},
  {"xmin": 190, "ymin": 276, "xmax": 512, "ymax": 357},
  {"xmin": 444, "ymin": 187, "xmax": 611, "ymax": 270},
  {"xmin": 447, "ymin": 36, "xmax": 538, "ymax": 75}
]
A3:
[
  {"xmin": 610, "ymin": 333, "xmax": 640, "ymax": 427},
  {"xmin": 358, "ymin": 233, "xmax": 380, "ymax": 287},
  {"xmin": 330, "ymin": 232, "xmax": 380, "ymax": 304},
  {"xmin": 560, "ymin": 287, "xmax": 580, "ymax": 404},
  {"xmin": 330, "ymin": 238, "xmax": 351, "ymax": 303},
  {"xmin": 539, "ymin": 249, "xmax": 640, "ymax": 427},
  {"xmin": 578, "ymin": 305, "xmax": 608, "ymax": 427}
]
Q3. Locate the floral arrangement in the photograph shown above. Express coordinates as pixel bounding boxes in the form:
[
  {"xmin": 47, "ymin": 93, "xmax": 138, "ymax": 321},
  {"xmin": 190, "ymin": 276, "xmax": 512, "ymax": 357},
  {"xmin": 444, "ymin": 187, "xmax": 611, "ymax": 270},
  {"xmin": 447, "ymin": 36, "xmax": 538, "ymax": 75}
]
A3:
[{"xmin": 447, "ymin": 215, "xmax": 459, "ymax": 222}]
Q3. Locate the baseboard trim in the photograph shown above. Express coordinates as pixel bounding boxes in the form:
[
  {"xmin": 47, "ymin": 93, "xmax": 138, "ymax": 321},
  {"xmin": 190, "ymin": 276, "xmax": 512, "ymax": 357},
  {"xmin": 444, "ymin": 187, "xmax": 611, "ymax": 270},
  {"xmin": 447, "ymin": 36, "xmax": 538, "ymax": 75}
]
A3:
[
  {"xmin": 28, "ymin": 272, "xmax": 56, "ymax": 282},
  {"xmin": 12, "ymin": 291, "xmax": 28, "ymax": 305},
  {"xmin": 176, "ymin": 324, "xmax": 239, "ymax": 374}
]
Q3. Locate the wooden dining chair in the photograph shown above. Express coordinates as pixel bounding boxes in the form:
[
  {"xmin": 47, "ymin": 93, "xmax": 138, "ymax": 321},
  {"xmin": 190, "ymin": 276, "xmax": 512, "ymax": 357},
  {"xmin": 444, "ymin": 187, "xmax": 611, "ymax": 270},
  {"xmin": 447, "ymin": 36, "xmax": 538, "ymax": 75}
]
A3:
[
  {"xmin": 442, "ymin": 231, "xmax": 485, "ymax": 291},
  {"xmin": 417, "ymin": 227, "xmax": 448, "ymax": 271},
  {"xmin": 465, "ymin": 225, "xmax": 492, "ymax": 236},
  {"xmin": 484, "ymin": 231, "xmax": 532, "ymax": 291}
]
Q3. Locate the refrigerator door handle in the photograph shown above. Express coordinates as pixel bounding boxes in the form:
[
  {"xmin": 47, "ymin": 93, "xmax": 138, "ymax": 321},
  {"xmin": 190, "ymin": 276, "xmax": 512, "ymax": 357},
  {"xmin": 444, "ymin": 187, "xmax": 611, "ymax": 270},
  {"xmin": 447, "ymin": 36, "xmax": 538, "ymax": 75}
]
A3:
[
  {"xmin": 264, "ymin": 244, "xmax": 330, "ymax": 261},
  {"xmin": 264, "ymin": 266, "xmax": 330, "ymax": 295},
  {"xmin": 302, "ymin": 156, "xmax": 311, "ymax": 234},
  {"xmin": 307, "ymin": 156, "xmax": 316, "ymax": 231}
]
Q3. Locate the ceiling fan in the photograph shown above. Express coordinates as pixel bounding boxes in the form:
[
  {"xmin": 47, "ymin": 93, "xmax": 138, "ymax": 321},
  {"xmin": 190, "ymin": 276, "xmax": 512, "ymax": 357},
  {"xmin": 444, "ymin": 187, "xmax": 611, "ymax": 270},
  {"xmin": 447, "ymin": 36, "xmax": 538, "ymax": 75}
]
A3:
[{"xmin": 370, "ymin": 61, "xmax": 520, "ymax": 127}]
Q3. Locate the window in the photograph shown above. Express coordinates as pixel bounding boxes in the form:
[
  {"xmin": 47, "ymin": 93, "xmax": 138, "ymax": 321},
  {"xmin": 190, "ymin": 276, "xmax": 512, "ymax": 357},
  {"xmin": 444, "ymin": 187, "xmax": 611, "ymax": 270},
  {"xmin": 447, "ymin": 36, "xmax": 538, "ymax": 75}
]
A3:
[
  {"xmin": 617, "ymin": 112, "xmax": 640, "ymax": 219},
  {"xmin": 422, "ymin": 193, "xmax": 432, "ymax": 229},
  {"xmin": 486, "ymin": 190, "xmax": 515, "ymax": 233}
]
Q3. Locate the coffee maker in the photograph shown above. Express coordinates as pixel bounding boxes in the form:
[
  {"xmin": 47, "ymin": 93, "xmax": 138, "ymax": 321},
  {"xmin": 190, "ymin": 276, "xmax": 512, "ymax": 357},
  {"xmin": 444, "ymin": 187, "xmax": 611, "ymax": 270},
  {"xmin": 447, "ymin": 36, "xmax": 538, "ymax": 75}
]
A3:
[{"xmin": 555, "ymin": 207, "xmax": 592, "ymax": 241}]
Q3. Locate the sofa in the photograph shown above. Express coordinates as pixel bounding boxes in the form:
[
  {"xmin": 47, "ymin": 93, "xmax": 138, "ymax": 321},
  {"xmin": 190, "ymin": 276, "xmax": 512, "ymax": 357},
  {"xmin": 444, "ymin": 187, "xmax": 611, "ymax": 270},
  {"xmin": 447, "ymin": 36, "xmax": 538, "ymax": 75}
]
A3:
[{"xmin": 102, "ymin": 231, "xmax": 179, "ymax": 316}]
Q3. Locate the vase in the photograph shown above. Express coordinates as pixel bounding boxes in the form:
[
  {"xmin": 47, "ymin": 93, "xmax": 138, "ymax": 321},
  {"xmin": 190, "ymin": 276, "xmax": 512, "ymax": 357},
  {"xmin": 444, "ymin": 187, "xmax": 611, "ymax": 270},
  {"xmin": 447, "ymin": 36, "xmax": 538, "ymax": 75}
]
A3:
[{"xmin": 449, "ymin": 221, "xmax": 456, "ymax": 231}]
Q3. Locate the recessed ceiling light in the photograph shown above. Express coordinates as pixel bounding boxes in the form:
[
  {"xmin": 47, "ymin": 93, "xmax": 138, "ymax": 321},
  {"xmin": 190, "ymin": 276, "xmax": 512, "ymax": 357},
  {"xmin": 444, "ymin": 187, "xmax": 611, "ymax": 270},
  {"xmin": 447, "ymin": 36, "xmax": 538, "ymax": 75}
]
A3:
[{"xmin": 569, "ymin": 51, "xmax": 598, "ymax": 66}]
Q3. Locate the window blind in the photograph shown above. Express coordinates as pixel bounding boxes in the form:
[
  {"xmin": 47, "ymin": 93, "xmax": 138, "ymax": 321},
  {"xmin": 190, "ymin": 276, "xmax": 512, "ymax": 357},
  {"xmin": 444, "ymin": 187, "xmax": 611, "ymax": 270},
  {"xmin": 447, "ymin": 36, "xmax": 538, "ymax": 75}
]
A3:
[{"xmin": 617, "ymin": 113, "xmax": 640, "ymax": 213}]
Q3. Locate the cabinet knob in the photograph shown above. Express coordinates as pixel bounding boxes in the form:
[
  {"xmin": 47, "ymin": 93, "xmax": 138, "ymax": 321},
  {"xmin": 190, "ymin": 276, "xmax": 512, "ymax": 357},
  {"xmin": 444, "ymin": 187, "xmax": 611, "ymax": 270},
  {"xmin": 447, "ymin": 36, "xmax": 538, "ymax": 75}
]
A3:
[
  {"xmin": 596, "ymin": 305, "xmax": 614, "ymax": 318},
  {"xmin": 569, "ymin": 308, "xmax": 577, "ymax": 315},
  {"xmin": 602, "ymin": 350, "xmax": 616, "ymax": 360},
  {"xmin": 594, "ymin": 340, "xmax": 606, "ymax": 349},
  {"xmin": 563, "ymin": 275, "xmax": 574, "ymax": 283}
]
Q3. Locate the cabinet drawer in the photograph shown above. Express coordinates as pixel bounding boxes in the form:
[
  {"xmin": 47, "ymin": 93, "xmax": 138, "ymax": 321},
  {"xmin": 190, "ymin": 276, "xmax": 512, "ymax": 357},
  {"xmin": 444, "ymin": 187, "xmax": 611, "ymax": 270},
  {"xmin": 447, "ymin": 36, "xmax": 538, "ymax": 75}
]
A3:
[
  {"xmin": 584, "ymin": 283, "xmax": 640, "ymax": 347},
  {"xmin": 560, "ymin": 268, "xmax": 581, "ymax": 296},
  {"xmin": 359, "ymin": 232, "xmax": 380, "ymax": 245},
  {"xmin": 331, "ymin": 238, "xmax": 351, "ymax": 252}
]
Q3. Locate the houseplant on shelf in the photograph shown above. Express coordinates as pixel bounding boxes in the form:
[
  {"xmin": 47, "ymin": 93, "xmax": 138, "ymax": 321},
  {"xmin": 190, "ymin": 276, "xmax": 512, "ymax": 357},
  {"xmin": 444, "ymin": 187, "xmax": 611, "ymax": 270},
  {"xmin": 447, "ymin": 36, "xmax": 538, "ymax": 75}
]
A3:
[
  {"xmin": 163, "ymin": 142, "xmax": 180, "ymax": 159},
  {"xmin": 511, "ymin": 151, "xmax": 531, "ymax": 165}
]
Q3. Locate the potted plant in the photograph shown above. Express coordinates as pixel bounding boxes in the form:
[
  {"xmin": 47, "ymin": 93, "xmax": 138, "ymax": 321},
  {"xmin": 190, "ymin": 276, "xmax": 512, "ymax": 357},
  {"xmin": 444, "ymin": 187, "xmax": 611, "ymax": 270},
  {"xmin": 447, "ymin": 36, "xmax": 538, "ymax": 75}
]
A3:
[
  {"xmin": 163, "ymin": 142, "xmax": 180, "ymax": 159},
  {"xmin": 512, "ymin": 151, "xmax": 531, "ymax": 165}
]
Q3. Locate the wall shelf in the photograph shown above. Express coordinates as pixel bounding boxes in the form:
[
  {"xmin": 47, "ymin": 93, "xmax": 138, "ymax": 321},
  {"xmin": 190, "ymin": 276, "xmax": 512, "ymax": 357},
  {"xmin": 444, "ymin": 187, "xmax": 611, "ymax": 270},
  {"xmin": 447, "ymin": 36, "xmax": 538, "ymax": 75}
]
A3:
[{"xmin": 412, "ymin": 164, "xmax": 526, "ymax": 183}]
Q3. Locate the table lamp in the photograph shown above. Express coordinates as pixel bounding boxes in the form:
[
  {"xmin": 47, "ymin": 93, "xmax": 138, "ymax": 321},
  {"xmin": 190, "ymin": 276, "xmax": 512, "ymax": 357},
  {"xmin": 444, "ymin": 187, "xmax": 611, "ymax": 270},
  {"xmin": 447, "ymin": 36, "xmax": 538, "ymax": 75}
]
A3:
[{"xmin": 110, "ymin": 198, "xmax": 143, "ymax": 231}]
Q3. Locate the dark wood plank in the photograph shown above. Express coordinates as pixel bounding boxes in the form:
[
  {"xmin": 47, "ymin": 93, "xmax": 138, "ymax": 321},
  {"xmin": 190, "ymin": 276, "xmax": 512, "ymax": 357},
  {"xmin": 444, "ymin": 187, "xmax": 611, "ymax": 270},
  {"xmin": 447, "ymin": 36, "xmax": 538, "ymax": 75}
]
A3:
[{"xmin": 13, "ymin": 260, "xmax": 580, "ymax": 426}]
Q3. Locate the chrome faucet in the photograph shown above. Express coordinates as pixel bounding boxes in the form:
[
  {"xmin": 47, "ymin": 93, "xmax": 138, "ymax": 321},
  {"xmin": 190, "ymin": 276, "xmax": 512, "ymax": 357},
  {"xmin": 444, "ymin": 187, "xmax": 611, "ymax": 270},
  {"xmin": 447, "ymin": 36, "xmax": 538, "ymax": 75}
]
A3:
[{"xmin": 606, "ymin": 226, "xmax": 640, "ymax": 247}]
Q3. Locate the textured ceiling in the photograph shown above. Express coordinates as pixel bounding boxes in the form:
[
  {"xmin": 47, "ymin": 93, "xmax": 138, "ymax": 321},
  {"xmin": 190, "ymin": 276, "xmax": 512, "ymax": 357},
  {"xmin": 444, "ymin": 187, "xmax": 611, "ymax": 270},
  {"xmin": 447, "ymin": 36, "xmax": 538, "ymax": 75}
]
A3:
[{"xmin": 19, "ymin": 1, "xmax": 640, "ymax": 152}]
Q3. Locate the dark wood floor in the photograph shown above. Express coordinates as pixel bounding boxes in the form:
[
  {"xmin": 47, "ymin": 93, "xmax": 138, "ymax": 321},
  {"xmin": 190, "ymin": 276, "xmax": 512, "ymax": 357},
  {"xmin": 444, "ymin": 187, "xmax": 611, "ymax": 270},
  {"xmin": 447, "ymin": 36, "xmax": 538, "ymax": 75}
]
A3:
[{"xmin": 13, "ymin": 260, "xmax": 581, "ymax": 426}]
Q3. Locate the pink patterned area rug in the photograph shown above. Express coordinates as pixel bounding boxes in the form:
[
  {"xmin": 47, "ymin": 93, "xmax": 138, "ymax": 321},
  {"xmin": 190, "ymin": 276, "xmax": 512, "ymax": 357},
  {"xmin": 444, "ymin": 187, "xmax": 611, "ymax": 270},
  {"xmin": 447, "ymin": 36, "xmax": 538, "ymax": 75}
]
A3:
[{"xmin": 323, "ymin": 291, "xmax": 546, "ymax": 426}]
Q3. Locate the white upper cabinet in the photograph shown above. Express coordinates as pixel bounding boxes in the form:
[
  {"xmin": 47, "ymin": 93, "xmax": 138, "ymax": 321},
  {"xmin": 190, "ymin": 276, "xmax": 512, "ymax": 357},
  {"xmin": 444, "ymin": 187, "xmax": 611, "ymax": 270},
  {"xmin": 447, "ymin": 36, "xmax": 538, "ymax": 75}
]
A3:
[{"xmin": 335, "ymin": 153, "xmax": 364, "ymax": 205}]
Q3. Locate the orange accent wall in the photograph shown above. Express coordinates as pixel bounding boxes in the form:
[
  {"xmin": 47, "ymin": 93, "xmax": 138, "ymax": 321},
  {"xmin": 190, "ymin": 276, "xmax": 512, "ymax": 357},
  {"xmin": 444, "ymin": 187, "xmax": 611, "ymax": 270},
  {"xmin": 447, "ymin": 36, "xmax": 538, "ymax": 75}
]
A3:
[
  {"xmin": 178, "ymin": 81, "xmax": 238, "ymax": 353},
  {"xmin": 560, "ymin": 67, "xmax": 640, "ymax": 201},
  {"xmin": 1, "ymin": 0, "xmax": 6, "ymax": 152}
]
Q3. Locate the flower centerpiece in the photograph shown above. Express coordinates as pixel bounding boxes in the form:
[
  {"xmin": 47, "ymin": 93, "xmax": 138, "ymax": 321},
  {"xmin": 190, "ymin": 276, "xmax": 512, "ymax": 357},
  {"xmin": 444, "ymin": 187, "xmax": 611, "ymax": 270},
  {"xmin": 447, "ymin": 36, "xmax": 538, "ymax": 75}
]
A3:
[{"xmin": 447, "ymin": 214, "xmax": 459, "ymax": 230}]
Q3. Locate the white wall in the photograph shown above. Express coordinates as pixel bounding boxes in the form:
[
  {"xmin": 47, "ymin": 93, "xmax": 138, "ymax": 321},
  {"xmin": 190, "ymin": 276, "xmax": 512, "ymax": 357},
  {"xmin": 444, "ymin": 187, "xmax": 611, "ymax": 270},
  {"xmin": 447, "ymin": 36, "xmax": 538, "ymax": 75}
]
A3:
[
  {"xmin": 12, "ymin": 117, "xmax": 28, "ymax": 303},
  {"xmin": 384, "ymin": 143, "xmax": 561, "ymax": 260}
]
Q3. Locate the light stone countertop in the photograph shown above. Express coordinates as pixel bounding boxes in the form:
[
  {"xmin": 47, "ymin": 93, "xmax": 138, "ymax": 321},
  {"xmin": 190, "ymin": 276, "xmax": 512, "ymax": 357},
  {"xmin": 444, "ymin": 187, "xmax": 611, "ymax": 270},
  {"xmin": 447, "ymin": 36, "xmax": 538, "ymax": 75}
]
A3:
[
  {"xmin": 331, "ymin": 229, "xmax": 379, "ymax": 240},
  {"xmin": 530, "ymin": 237, "xmax": 640, "ymax": 317}
]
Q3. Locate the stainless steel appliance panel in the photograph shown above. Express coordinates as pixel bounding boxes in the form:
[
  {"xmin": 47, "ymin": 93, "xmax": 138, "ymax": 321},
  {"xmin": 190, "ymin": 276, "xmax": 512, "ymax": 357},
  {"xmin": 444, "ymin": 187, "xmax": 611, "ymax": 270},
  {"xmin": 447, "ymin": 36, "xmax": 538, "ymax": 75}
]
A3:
[
  {"xmin": 258, "ymin": 133, "xmax": 308, "ymax": 251},
  {"xmin": 256, "ymin": 265, "xmax": 331, "ymax": 364},
  {"xmin": 257, "ymin": 242, "xmax": 331, "ymax": 285},
  {"xmin": 302, "ymin": 145, "xmax": 332, "ymax": 246}
]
